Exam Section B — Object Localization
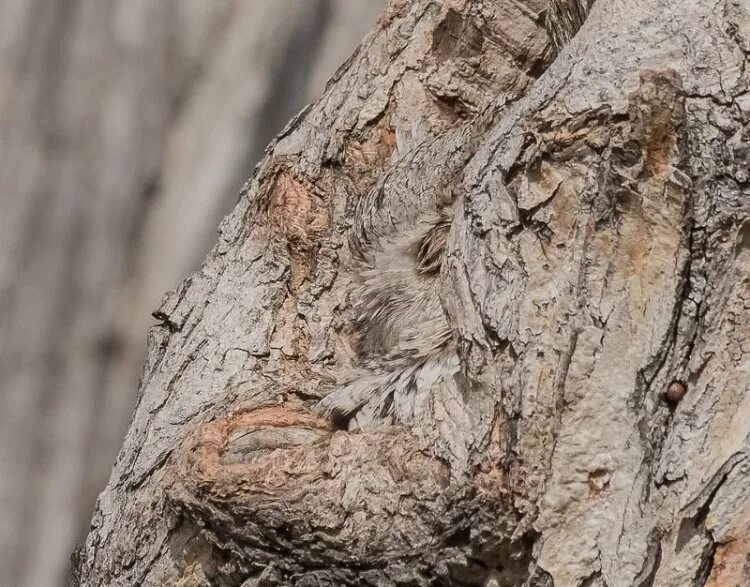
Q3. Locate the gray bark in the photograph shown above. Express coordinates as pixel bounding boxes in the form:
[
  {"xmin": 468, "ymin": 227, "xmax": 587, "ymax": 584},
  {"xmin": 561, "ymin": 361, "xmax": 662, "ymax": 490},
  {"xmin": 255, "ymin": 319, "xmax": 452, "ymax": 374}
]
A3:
[
  {"xmin": 75, "ymin": 0, "xmax": 750, "ymax": 585},
  {"xmin": 0, "ymin": 2, "xmax": 379, "ymax": 585}
]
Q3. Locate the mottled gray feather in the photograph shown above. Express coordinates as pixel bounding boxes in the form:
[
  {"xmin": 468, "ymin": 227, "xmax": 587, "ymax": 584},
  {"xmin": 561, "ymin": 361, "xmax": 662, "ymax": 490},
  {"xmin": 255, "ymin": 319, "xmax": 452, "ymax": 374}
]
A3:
[{"xmin": 316, "ymin": 208, "xmax": 458, "ymax": 426}]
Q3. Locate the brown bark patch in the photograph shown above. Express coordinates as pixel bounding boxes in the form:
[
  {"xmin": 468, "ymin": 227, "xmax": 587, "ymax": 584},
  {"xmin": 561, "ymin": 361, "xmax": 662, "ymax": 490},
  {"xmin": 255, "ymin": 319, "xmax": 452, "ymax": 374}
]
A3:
[
  {"xmin": 268, "ymin": 172, "xmax": 328, "ymax": 243},
  {"xmin": 266, "ymin": 172, "xmax": 330, "ymax": 290},
  {"xmin": 346, "ymin": 123, "xmax": 397, "ymax": 175},
  {"xmin": 643, "ymin": 114, "xmax": 674, "ymax": 176},
  {"xmin": 706, "ymin": 508, "xmax": 750, "ymax": 587},
  {"xmin": 631, "ymin": 69, "xmax": 684, "ymax": 177},
  {"xmin": 174, "ymin": 404, "xmax": 452, "ymax": 499},
  {"xmin": 185, "ymin": 406, "xmax": 331, "ymax": 488}
]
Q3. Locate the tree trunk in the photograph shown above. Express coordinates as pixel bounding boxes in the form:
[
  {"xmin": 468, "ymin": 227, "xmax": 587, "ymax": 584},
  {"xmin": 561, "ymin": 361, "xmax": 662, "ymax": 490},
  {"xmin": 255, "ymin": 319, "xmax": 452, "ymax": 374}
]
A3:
[
  {"xmin": 75, "ymin": 0, "xmax": 750, "ymax": 585},
  {"xmin": 0, "ymin": 2, "xmax": 379, "ymax": 585}
]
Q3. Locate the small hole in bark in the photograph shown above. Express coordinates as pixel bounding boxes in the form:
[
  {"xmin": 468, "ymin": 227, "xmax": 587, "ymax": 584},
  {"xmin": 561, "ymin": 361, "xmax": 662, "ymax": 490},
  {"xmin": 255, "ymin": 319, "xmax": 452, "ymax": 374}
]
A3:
[
  {"xmin": 330, "ymin": 411, "xmax": 352, "ymax": 431},
  {"xmin": 588, "ymin": 469, "xmax": 611, "ymax": 496},
  {"xmin": 443, "ymin": 525, "xmax": 471, "ymax": 547}
]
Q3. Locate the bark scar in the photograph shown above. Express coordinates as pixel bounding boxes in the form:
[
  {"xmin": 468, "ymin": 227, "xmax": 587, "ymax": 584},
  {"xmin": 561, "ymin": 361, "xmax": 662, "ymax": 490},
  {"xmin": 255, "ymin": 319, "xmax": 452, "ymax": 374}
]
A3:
[
  {"xmin": 268, "ymin": 172, "xmax": 329, "ymax": 243},
  {"xmin": 629, "ymin": 69, "xmax": 685, "ymax": 178}
]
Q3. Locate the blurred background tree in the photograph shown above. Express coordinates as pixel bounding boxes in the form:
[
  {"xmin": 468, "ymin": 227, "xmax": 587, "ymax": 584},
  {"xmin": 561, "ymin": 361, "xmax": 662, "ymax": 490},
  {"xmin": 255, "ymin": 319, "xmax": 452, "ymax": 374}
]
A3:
[{"xmin": 0, "ymin": 2, "xmax": 381, "ymax": 584}]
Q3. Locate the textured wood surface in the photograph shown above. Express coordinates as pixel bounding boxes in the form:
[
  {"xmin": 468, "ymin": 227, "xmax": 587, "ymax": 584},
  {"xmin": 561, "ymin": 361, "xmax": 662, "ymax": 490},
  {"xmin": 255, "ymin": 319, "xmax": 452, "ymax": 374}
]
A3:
[{"xmin": 66, "ymin": 0, "xmax": 750, "ymax": 584}]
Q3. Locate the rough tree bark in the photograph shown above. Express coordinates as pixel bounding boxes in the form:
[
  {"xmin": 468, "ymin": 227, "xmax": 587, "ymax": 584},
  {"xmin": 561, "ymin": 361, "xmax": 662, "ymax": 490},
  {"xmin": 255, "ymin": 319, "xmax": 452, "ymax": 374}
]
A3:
[{"xmin": 75, "ymin": 0, "xmax": 750, "ymax": 585}]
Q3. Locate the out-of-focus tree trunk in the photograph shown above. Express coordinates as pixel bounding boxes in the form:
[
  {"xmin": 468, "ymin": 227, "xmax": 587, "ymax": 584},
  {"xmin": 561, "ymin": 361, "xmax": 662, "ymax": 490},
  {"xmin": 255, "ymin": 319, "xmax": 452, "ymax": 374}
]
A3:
[
  {"xmin": 0, "ymin": 2, "xmax": 381, "ymax": 585},
  {"xmin": 72, "ymin": 0, "xmax": 750, "ymax": 584}
]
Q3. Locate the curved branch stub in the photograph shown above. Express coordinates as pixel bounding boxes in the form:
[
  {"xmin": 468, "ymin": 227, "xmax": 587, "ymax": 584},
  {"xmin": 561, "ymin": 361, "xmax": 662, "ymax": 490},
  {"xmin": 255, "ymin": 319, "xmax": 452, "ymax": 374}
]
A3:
[
  {"xmin": 165, "ymin": 405, "xmax": 532, "ymax": 584},
  {"xmin": 168, "ymin": 406, "xmax": 452, "ymax": 562}
]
